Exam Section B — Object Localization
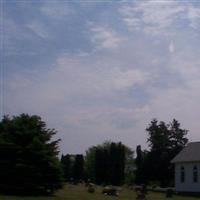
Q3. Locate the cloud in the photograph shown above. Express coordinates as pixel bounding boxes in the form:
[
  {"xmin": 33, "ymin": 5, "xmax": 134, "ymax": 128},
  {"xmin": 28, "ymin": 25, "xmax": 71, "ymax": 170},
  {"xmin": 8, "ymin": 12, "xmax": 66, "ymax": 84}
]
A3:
[
  {"xmin": 4, "ymin": 0, "xmax": 200, "ymax": 153},
  {"xmin": 26, "ymin": 21, "xmax": 50, "ymax": 39},
  {"xmin": 90, "ymin": 26, "xmax": 124, "ymax": 49},
  {"xmin": 187, "ymin": 6, "xmax": 200, "ymax": 29},
  {"xmin": 40, "ymin": 2, "xmax": 74, "ymax": 19},
  {"xmin": 146, "ymin": 85, "xmax": 200, "ymax": 139},
  {"xmin": 170, "ymin": 53, "xmax": 200, "ymax": 86},
  {"xmin": 7, "ymin": 53, "xmax": 151, "ymax": 104},
  {"xmin": 120, "ymin": 1, "xmax": 200, "ymax": 35},
  {"xmin": 141, "ymin": 43, "xmax": 200, "ymax": 141},
  {"xmin": 169, "ymin": 41, "xmax": 175, "ymax": 53},
  {"xmin": 5, "ymin": 47, "xmax": 154, "ymax": 152},
  {"xmin": 110, "ymin": 68, "xmax": 150, "ymax": 90}
]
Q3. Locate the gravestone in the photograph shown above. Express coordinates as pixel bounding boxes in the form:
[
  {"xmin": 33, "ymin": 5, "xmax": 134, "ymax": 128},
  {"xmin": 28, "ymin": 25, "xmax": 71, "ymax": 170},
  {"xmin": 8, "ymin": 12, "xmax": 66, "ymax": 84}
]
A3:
[{"xmin": 166, "ymin": 189, "xmax": 173, "ymax": 198}]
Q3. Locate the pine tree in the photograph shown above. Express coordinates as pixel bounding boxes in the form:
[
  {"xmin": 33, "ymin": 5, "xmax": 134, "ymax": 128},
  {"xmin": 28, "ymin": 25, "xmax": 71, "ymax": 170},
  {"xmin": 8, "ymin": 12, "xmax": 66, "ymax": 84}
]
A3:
[{"xmin": 0, "ymin": 114, "xmax": 63, "ymax": 195}]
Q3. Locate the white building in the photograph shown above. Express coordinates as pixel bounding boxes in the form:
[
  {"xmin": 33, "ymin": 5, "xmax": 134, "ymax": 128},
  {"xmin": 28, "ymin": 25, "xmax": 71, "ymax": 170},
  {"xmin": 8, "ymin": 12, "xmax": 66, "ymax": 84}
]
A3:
[{"xmin": 171, "ymin": 142, "xmax": 200, "ymax": 194}]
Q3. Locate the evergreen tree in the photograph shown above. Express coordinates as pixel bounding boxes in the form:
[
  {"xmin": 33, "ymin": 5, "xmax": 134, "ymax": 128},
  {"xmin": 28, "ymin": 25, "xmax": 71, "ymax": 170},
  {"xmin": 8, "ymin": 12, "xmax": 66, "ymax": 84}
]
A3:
[
  {"xmin": 124, "ymin": 146, "xmax": 135, "ymax": 185},
  {"xmin": 85, "ymin": 147, "xmax": 96, "ymax": 182},
  {"xmin": 73, "ymin": 154, "xmax": 84, "ymax": 181},
  {"xmin": 116, "ymin": 142, "xmax": 125, "ymax": 185},
  {"xmin": 95, "ymin": 147, "xmax": 104, "ymax": 184},
  {"xmin": 61, "ymin": 154, "xmax": 72, "ymax": 181},
  {"xmin": 0, "ymin": 114, "xmax": 63, "ymax": 195},
  {"xmin": 86, "ymin": 141, "xmax": 126, "ymax": 185},
  {"xmin": 135, "ymin": 145, "xmax": 144, "ymax": 184}
]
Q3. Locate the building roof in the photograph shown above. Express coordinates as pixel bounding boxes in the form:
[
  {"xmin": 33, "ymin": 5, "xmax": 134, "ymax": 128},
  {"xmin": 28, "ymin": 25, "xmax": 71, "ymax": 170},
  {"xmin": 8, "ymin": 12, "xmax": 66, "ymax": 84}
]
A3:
[{"xmin": 171, "ymin": 142, "xmax": 200, "ymax": 163}]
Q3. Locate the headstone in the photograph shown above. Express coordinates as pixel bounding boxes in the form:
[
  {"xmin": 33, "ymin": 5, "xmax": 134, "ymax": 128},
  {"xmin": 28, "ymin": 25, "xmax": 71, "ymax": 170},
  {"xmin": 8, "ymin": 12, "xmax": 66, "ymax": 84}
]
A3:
[
  {"xmin": 166, "ymin": 189, "xmax": 173, "ymax": 198},
  {"xmin": 135, "ymin": 185, "xmax": 147, "ymax": 200},
  {"xmin": 102, "ymin": 186, "xmax": 118, "ymax": 196}
]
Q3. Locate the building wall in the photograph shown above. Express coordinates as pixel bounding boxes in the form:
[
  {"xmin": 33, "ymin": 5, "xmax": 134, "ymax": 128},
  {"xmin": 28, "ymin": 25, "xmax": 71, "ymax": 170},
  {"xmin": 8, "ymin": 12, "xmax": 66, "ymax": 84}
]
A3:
[{"xmin": 175, "ymin": 162, "xmax": 200, "ymax": 193}]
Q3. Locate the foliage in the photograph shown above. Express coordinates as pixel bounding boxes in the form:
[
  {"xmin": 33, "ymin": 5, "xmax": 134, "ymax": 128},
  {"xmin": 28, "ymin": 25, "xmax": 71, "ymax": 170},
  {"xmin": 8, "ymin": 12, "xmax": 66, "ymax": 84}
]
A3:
[
  {"xmin": 85, "ymin": 146, "xmax": 96, "ymax": 182},
  {"xmin": 135, "ymin": 118, "xmax": 188, "ymax": 186},
  {"xmin": 135, "ymin": 145, "xmax": 144, "ymax": 184},
  {"xmin": 124, "ymin": 146, "xmax": 135, "ymax": 185},
  {"xmin": 0, "ymin": 114, "xmax": 63, "ymax": 195},
  {"xmin": 85, "ymin": 141, "xmax": 127, "ymax": 185},
  {"xmin": 73, "ymin": 154, "xmax": 84, "ymax": 181},
  {"xmin": 61, "ymin": 154, "xmax": 84, "ymax": 182},
  {"xmin": 61, "ymin": 154, "xmax": 72, "ymax": 181}
]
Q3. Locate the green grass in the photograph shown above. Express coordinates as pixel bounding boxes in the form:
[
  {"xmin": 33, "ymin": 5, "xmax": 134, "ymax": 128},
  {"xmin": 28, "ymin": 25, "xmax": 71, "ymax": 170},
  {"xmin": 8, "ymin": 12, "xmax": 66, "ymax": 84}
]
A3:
[{"xmin": 0, "ymin": 184, "xmax": 198, "ymax": 200}]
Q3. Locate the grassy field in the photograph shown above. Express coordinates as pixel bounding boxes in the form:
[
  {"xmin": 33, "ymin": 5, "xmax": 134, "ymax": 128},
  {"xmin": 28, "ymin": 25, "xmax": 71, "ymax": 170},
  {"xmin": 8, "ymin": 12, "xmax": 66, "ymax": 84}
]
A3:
[{"xmin": 0, "ymin": 184, "xmax": 198, "ymax": 200}]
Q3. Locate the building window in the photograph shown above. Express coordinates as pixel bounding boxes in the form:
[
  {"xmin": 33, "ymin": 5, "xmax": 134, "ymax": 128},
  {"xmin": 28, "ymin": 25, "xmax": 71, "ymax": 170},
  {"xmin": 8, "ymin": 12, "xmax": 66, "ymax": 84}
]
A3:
[
  {"xmin": 180, "ymin": 166, "xmax": 185, "ymax": 183},
  {"xmin": 193, "ymin": 166, "xmax": 198, "ymax": 183}
]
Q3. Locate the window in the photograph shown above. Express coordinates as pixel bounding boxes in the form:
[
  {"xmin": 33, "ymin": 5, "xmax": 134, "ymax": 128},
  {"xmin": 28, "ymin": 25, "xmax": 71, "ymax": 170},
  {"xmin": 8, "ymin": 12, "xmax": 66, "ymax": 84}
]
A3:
[
  {"xmin": 193, "ymin": 166, "xmax": 198, "ymax": 183},
  {"xmin": 180, "ymin": 166, "xmax": 185, "ymax": 183}
]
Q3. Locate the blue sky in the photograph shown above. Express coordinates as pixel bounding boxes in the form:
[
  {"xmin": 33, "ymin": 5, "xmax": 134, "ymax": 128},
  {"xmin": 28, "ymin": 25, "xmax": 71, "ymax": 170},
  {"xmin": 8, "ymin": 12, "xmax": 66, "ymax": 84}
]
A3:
[{"xmin": 2, "ymin": 0, "xmax": 200, "ymax": 154}]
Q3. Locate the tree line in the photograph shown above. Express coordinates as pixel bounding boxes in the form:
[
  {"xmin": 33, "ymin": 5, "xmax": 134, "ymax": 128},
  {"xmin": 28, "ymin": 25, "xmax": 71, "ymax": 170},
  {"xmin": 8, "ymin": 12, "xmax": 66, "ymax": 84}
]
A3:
[
  {"xmin": 0, "ymin": 114, "xmax": 188, "ymax": 195},
  {"xmin": 61, "ymin": 141, "xmax": 134, "ymax": 186}
]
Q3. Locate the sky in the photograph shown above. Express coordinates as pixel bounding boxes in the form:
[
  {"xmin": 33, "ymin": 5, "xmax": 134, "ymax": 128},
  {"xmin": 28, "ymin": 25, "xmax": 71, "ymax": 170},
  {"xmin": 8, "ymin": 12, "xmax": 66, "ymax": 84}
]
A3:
[{"xmin": 1, "ymin": 0, "xmax": 200, "ymax": 154}]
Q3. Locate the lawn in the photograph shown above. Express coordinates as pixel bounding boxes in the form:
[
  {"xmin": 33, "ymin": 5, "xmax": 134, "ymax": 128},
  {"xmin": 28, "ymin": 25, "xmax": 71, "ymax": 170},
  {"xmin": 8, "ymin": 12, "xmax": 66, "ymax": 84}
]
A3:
[{"xmin": 0, "ymin": 184, "xmax": 198, "ymax": 200}]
